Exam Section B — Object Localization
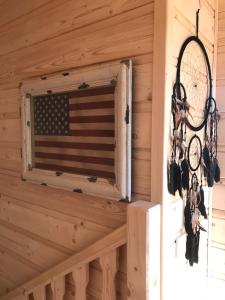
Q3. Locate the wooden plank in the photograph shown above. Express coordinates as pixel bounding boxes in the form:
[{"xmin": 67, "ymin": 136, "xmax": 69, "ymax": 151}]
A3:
[
  {"xmin": 0, "ymin": 119, "xmax": 21, "ymax": 143},
  {"xmin": 127, "ymin": 201, "xmax": 160, "ymax": 300},
  {"xmin": 0, "ymin": 0, "xmax": 49, "ymax": 28},
  {"xmin": 0, "ymin": 196, "xmax": 82, "ymax": 251},
  {"xmin": 0, "ymin": 219, "xmax": 68, "ymax": 270},
  {"xmin": 0, "ymin": 176, "xmax": 126, "ymax": 229},
  {"xmin": 133, "ymin": 63, "xmax": 153, "ymax": 102},
  {"xmin": 0, "ymin": 159, "xmax": 21, "ymax": 173},
  {"xmin": 0, "ymin": 9, "xmax": 153, "ymax": 83},
  {"xmin": 0, "ymin": 146, "xmax": 20, "ymax": 161},
  {"xmin": 72, "ymin": 265, "xmax": 89, "ymax": 300},
  {"xmin": 0, "ymin": 0, "xmax": 152, "ymax": 56},
  {"xmin": 219, "ymin": 0, "xmax": 225, "ymax": 12},
  {"xmin": 0, "ymin": 249, "xmax": 39, "ymax": 289},
  {"xmin": 132, "ymin": 112, "xmax": 151, "ymax": 149},
  {"xmin": 132, "ymin": 158, "xmax": 151, "ymax": 196},
  {"xmin": 0, "ymin": 275, "xmax": 17, "ymax": 297},
  {"xmin": 0, "ymin": 243, "xmax": 42, "ymax": 273},
  {"xmin": 0, "ymin": 194, "xmax": 116, "ymax": 253},
  {"xmin": 99, "ymin": 250, "xmax": 118, "ymax": 300},
  {"xmin": 174, "ymin": 0, "xmax": 215, "ymax": 43}
]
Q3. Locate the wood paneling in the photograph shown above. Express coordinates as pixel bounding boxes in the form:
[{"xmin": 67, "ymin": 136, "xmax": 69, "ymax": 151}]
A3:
[
  {"xmin": 0, "ymin": 0, "xmax": 154, "ymax": 297},
  {"xmin": 152, "ymin": 0, "xmax": 217, "ymax": 299},
  {"xmin": 213, "ymin": 0, "xmax": 225, "ymax": 281}
]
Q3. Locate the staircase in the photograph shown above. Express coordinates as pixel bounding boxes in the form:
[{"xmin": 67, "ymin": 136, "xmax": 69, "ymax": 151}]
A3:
[{"xmin": 0, "ymin": 201, "xmax": 160, "ymax": 300}]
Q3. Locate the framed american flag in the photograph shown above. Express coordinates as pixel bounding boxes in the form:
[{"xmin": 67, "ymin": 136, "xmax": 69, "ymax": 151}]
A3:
[{"xmin": 20, "ymin": 60, "xmax": 132, "ymax": 201}]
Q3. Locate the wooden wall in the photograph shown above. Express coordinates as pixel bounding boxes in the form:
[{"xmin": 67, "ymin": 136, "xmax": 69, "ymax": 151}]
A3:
[
  {"xmin": 212, "ymin": 0, "xmax": 225, "ymax": 281},
  {"xmin": 167, "ymin": 0, "xmax": 217, "ymax": 239},
  {"xmin": 156, "ymin": 0, "xmax": 217, "ymax": 299},
  {"xmin": 0, "ymin": 0, "xmax": 154, "ymax": 297}
]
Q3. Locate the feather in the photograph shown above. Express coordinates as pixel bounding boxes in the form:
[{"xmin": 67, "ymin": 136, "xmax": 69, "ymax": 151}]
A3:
[
  {"xmin": 174, "ymin": 162, "xmax": 182, "ymax": 197},
  {"xmin": 203, "ymin": 145, "xmax": 210, "ymax": 168},
  {"xmin": 214, "ymin": 158, "xmax": 221, "ymax": 183},
  {"xmin": 168, "ymin": 160, "xmax": 182, "ymax": 197},
  {"xmin": 198, "ymin": 187, "xmax": 207, "ymax": 219},
  {"xmin": 207, "ymin": 159, "xmax": 215, "ymax": 187},
  {"xmin": 181, "ymin": 159, "xmax": 189, "ymax": 190},
  {"xmin": 185, "ymin": 231, "xmax": 200, "ymax": 266},
  {"xmin": 198, "ymin": 222, "xmax": 207, "ymax": 232},
  {"xmin": 184, "ymin": 201, "xmax": 193, "ymax": 235},
  {"xmin": 168, "ymin": 161, "xmax": 176, "ymax": 195},
  {"xmin": 193, "ymin": 231, "xmax": 200, "ymax": 265}
]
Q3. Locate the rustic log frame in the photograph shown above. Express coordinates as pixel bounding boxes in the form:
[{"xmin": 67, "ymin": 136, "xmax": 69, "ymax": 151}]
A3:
[{"xmin": 20, "ymin": 60, "xmax": 132, "ymax": 201}]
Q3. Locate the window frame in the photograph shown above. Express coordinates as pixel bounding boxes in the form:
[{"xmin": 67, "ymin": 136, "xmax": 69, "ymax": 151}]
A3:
[{"xmin": 21, "ymin": 60, "xmax": 132, "ymax": 201}]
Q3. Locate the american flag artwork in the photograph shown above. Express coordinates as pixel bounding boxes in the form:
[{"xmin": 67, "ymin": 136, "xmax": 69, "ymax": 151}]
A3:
[{"xmin": 31, "ymin": 86, "xmax": 115, "ymax": 180}]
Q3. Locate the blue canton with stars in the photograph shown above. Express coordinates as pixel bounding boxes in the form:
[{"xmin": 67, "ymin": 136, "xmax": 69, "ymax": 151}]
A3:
[{"xmin": 33, "ymin": 93, "xmax": 69, "ymax": 136}]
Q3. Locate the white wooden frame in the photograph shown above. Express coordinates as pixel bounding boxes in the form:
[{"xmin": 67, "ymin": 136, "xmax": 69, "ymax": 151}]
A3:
[{"xmin": 20, "ymin": 60, "xmax": 132, "ymax": 201}]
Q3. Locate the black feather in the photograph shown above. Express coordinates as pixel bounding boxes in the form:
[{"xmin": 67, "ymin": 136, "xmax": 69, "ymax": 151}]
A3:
[
  {"xmin": 181, "ymin": 159, "xmax": 189, "ymax": 190},
  {"xmin": 214, "ymin": 158, "xmax": 221, "ymax": 183},
  {"xmin": 207, "ymin": 159, "xmax": 215, "ymax": 187},
  {"xmin": 185, "ymin": 231, "xmax": 200, "ymax": 266},
  {"xmin": 203, "ymin": 145, "xmax": 210, "ymax": 168},
  {"xmin": 168, "ymin": 161, "xmax": 176, "ymax": 195},
  {"xmin": 198, "ymin": 187, "xmax": 207, "ymax": 219},
  {"xmin": 174, "ymin": 162, "xmax": 182, "ymax": 197},
  {"xmin": 168, "ymin": 160, "xmax": 182, "ymax": 196},
  {"xmin": 184, "ymin": 200, "xmax": 193, "ymax": 235}
]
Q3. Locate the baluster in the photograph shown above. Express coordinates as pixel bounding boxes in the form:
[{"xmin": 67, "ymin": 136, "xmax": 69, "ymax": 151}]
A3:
[
  {"xmin": 51, "ymin": 276, "xmax": 65, "ymax": 300},
  {"xmin": 99, "ymin": 249, "xmax": 118, "ymax": 300},
  {"xmin": 32, "ymin": 285, "xmax": 46, "ymax": 300},
  {"xmin": 72, "ymin": 265, "xmax": 89, "ymax": 300}
]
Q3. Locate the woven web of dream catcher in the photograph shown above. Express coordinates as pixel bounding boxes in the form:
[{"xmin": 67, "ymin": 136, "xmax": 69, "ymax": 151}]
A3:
[{"xmin": 180, "ymin": 40, "xmax": 209, "ymax": 129}]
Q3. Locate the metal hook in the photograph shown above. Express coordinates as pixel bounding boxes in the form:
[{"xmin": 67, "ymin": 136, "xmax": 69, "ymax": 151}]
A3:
[{"xmin": 196, "ymin": 9, "xmax": 200, "ymax": 37}]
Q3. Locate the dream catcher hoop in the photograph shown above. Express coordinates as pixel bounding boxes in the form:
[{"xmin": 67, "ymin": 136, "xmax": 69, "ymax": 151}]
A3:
[
  {"xmin": 168, "ymin": 9, "xmax": 220, "ymax": 267},
  {"xmin": 187, "ymin": 134, "xmax": 202, "ymax": 172},
  {"xmin": 174, "ymin": 35, "xmax": 213, "ymax": 132}
]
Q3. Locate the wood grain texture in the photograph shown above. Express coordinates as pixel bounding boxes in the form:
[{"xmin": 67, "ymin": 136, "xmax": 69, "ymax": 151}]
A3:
[
  {"xmin": 32, "ymin": 286, "xmax": 46, "ymax": 300},
  {"xmin": 99, "ymin": 250, "xmax": 118, "ymax": 300},
  {"xmin": 127, "ymin": 201, "xmax": 160, "ymax": 300},
  {"xmin": 151, "ymin": 0, "xmax": 217, "ymax": 299},
  {"xmin": 72, "ymin": 265, "xmax": 89, "ymax": 300},
  {"xmin": 0, "ymin": 0, "xmax": 153, "ymax": 297},
  {"xmin": 213, "ymin": 0, "xmax": 225, "ymax": 282},
  {"xmin": 1, "ymin": 225, "xmax": 126, "ymax": 300}
]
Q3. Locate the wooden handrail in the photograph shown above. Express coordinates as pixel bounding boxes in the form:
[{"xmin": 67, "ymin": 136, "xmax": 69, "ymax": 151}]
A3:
[{"xmin": 0, "ymin": 224, "xmax": 126, "ymax": 300}]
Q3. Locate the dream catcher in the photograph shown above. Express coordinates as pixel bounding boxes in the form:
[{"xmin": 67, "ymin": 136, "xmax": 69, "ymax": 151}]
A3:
[{"xmin": 168, "ymin": 10, "xmax": 220, "ymax": 266}]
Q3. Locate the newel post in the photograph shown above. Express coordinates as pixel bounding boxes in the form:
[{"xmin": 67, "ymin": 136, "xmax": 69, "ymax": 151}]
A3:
[{"xmin": 127, "ymin": 201, "xmax": 160, "ymax": 300}]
